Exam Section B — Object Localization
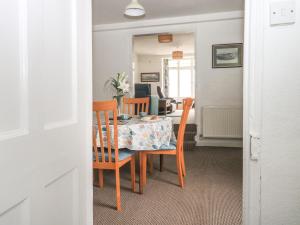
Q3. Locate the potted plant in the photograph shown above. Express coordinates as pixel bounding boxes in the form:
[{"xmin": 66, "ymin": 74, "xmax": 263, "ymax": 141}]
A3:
[{"xmin": 105, "ymin": 72, "xmax": 130, "ymax": 114}]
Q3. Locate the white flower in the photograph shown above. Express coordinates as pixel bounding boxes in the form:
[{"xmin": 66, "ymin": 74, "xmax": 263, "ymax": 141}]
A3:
[
  {"xmin": 118, "ymin": 82, "xmax": 129, "ymax": 93},
  {"xmin": 123, "ymin": 83, "xmax": 130, "ymax": 93}
]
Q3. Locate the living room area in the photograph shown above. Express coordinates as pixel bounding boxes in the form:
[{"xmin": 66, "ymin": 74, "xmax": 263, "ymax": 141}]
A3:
[{"xmin": 132, "ymin": 33, "xmax": 196, "ymax": 124}]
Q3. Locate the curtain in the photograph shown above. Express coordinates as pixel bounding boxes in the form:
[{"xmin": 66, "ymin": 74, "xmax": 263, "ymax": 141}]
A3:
[{"xmin": 163, "ymin": 59, "xmax": 169, "ymax": 97}]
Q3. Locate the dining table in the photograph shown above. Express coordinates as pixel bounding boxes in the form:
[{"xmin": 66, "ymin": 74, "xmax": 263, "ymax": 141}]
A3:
[
  {"xmin": 95, "ymin": 115, "xmax": 176, "ymax": 193},
  {"xmin": 95, "ymin": 116, "xmax": 175, "ymax": 150}
]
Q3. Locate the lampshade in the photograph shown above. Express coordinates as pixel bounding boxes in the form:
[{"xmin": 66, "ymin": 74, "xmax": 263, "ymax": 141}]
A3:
[
  {"xmin": 158, "ymin": 34, "xmax": 173, "ymax": 43},
  {"xmin": 124, "ymin": 0, "xmax": 145, "ymax": 17},
  {"xmin": 172, "ymin": 51, "xmax": 183, "ymax": 60}
]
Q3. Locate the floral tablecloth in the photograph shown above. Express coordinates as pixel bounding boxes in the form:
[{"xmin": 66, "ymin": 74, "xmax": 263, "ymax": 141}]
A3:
[{"xmin": 96, "ymin": 117, "xmax": 175, "ymax": 151}]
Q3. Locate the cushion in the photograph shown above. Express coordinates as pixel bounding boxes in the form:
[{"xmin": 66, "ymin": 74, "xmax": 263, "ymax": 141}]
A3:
[
  {"xmin": 94, "ymin": 149, "xmax": 135, "ymax": 162},
  {"xmin": 150, "ymin": 95, "xmax": 159, "ymax": 115},
  {"xmin": 157, "ymin": 86, "xmax": 165, "ymax": 99},
  {"xmin": 159, "ymin": 139, "xmax": 177, "ymax": 150}
]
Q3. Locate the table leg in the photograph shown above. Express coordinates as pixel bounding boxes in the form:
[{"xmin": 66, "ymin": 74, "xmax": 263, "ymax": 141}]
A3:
[
  {"xmin": 143, "ymin": 154, "xmax": 147, "ymax": 185},
  {"xmin": 139, "ymin": 152, "xmax": 144, "ymax": 194}
]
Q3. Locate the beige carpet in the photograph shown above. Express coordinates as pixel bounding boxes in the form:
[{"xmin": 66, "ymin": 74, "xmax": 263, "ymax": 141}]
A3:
[{"xmin": 93, "ymin": 147, "xmax": 242, "ymax": 225}]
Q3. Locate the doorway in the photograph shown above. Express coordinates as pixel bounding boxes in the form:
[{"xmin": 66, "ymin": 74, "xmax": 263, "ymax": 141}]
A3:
[
  {"xmin": 132, "ymin": 32, "xmax": 196, "ymax": 124},
  {"xmin": 91, "ymin": 3, "xmax": 252, "ymax": 225},
  {"xmin": 92, "ymin": 22, "xmax": 244, "ymax": 224}
]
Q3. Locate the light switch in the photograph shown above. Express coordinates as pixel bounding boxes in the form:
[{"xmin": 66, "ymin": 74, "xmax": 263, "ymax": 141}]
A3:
[{"xmin": 270, "ymin": 1, "xmax": 296, "ymax": 25}]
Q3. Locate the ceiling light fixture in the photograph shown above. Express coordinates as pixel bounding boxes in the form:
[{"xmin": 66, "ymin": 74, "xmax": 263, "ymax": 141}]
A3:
[
  {"xmin": 124, "ymin": 0, "xmax": 145, "ymax": 17},
  {"xmin": 172, "ymin": 51, "xmax": 183, "ymax": 60},
  {"xmin": 158, "ymin": 34, "xmax": 173, "ymax": 43}
]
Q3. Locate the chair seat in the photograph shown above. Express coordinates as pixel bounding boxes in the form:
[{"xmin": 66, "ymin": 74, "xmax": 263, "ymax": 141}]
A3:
[
  {"xmin": 159, "ymin": 141, "xmax": 177, "ymax": 150},
  {"xmin": 94, "ymin": 149, "xmax": 135, "ymax": 162}
]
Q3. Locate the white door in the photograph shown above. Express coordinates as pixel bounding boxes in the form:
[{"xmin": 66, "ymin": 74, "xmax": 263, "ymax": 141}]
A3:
[{"xmin": 0, "ymin": 0, "xmax": 92, "ymax": 225}]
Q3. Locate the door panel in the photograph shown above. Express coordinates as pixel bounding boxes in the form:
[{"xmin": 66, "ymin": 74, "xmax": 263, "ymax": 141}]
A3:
[
  {"xmin": 0, "ymin": 0, "xmax": 92, "ymax": 224},
  {"xmin": 0, "ymin": 199, "xmax": 30, "ymax": 225},
  {"xmin": 0, "ymin": 0, "xmax": 28, "ymax": 139},
  {"xmin": 43, "ymin": 0, "xmax": 77, "ymax": 129},
  {"xmin": 43, "ymin": 169, "xmax": 79, "ymax": 225}
]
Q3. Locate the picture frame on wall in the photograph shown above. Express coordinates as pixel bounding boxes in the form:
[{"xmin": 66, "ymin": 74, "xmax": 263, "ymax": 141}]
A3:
[
  {"xmin": 212, "ymin": 43, "xmax": 243, "ymax": 68},
  {"xmin": 141, "ymin": 72, "xmax": 160, "ymax": 82}
]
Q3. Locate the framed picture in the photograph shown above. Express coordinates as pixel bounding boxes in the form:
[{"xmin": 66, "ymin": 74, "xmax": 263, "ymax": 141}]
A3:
[
  {"xmin": 212, "ymin": 43, "xmax": 243, "ymax": 68},
  {"xmin": 141, "ymin": 73, "xmax": 160, "ymax": 82}
]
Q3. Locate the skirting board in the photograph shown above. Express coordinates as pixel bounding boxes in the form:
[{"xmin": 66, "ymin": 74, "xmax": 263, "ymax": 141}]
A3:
[{"xmin": 196, "ymin": 138, "xmax": 243, "ymax": 148}]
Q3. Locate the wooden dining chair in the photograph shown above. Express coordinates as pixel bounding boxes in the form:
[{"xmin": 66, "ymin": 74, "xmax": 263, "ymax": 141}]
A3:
[
  {"xmin": 122, "ymin": 97, "xmax": 155, "ymax": 175},
  {"xmin": 93, "ymin": 100, "xmax": 136, "ymax": 211},
  {"xmin": 139, "ymin": 98, "xmax": 194, "ymax": 193},
  {"xmin": 122, "ymin": 97, "xmax": 149, "ymax": 115}
]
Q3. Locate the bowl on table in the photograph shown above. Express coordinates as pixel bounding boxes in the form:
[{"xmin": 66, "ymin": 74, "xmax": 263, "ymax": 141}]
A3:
[
  {"xmin": 118, "ymin": 114, "xmax": 131, "ymax": 120},
  {"xmin": 139, "ymin": 112, "xmax": 148, "ymax": 117}
]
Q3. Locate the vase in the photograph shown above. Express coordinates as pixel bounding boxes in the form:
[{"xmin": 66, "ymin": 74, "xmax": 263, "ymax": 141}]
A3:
[{"xmin": 114, "ymin": 95, "xmax": 123, "ymax": 115}]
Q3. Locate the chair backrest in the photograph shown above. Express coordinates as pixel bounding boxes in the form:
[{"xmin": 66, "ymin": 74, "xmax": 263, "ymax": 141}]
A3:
[
  {"xmin": 157, "ymin": 86, "xmax": 165, "ymax": 99},
  {"xmin": 93, "ymin": 100, "xmax": 119, "ymax": 164},
  {"xmin": 135, "ymin": 83, "xmax": 151, "ymax": 98},
  {"xmin": 123, "ymin": 97, "xmax": 149, "ymax": 115},
  {"xmin": 182, "ymin": 98, "xmax": 194, "ymax": 109},
  {"xmin": 176, "ymin": 98, "xmax": 194, "ymax": 151}
]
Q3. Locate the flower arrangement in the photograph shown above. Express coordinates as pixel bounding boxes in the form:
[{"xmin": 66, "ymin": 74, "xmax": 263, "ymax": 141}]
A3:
[{"xmin": 105, "ymin": 72, "xmax": 130, "ymax": 112}]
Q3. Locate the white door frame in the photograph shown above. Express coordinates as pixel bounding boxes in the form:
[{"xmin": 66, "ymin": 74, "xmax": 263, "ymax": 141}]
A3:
[
  {"xmin": 127, "ymin": 24, "xmax": 201, "ymax": 139},
  {"xmin": 243, "ymin": 0, "xmax": 264, "ymax": 224}
]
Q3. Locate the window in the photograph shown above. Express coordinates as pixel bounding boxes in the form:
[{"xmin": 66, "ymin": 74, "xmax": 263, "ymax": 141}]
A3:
[{"xmin": 167, "ymin": 58, "xmax": 195, "ymax": 98}]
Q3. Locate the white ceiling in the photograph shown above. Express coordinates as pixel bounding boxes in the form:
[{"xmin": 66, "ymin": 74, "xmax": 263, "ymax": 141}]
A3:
[
  {"xmin": 92, "ymin": 0, "xmax": 244, "ymax": 25},
  {"xmin": 134, "ymin": 33, "xmax": 195, "ymax": 56}
]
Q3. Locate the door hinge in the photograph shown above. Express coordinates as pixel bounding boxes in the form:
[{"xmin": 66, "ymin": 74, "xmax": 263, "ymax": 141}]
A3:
[{"xmin": 250, "ymin": 132, "xmax": 261, "ymax": 161}]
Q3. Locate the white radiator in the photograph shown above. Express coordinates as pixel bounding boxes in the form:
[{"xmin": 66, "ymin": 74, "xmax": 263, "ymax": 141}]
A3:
[{"xmin": 202, "ymin": 106, "xmax": 243, "ymax": 138}]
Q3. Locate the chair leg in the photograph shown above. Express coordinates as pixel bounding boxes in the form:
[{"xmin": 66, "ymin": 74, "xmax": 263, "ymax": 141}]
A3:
[
  {"xmin": 181, "ymin": 150, "xmax": 186, "ymax": 177},
  {"xmin": 148, "ymin": 155, "xmax": 154, "ymax": 175},
  {"xmin": 176, "ymin": 154, "xmax": 184, "ymax": 188},
  {"xmin": 115, "ymin": 168, "xmax": 121, "ymax": 211},
  {"xmin": 143, "ymin": 153, "xmax": 147, "ymax": 186},
  {"xmin": 98, "ymin": 169, "xmax": 104, "ymax": 188},
  {"xmin": 139, "ymin": 152, "xmax": 144, "ymax": 194},
  {"xmin": 130, "ymin": 156, "xmax": 136, "ymax": 192},
  {"xmin": 160, "ymin": 155, "xmax": 164, "ymax": 172},
  {"xmin": 93, "ymin": 169, "xmax": 97, "ymax": 186}
]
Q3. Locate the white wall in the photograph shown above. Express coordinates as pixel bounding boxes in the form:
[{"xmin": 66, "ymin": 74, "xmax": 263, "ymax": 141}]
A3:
[
  {"xmin": 196, "ymin": 19, "xmax": 244, "ymax": 135},
  {"xmin": 135, "ymin": 54, "xmax": 164, "ymax": 95},
  {"xmin": 93, "ymin": 30, "xmax": 131, "ymax": 100},
  {"xmin": 132, "ymin": 52, "xmax": 139, "ymax": 95},
  {"xmin": 92, "ymin": 12, "xmax": 244, "ymax": 140},
  {"xmin": 259, "ymin": 1, "xmax": 300, "ymax": 224}
]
